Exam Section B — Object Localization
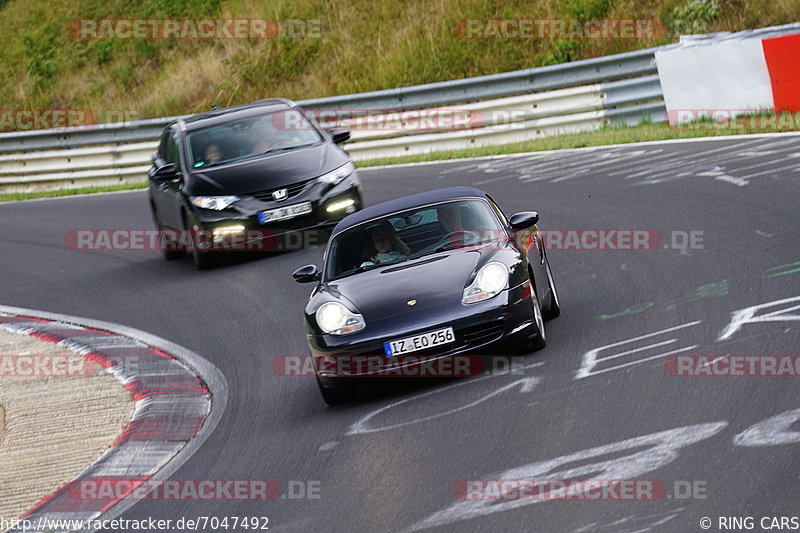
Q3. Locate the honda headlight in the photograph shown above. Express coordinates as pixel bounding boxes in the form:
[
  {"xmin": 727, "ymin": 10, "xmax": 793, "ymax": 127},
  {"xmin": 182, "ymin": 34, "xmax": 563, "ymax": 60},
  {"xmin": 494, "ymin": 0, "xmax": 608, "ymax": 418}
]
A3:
[
  {"xmin": 462, "ymin": 262, "xmax": 509, "ymax": 304},
  {"xmin": 318, "ymin": 161, "xmax": 356, "ymax": 185},
  {"xmin": 316, "ymin": 301, "xmax": 366, "ymax": 335},
  {"xmin": 190, "ymin": 196, "xmax": 240, "ymax": 211}
]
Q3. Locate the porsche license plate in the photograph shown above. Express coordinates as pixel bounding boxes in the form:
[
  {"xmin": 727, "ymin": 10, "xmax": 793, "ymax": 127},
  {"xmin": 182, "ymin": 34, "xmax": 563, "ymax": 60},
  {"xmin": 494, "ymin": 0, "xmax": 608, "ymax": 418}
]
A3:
[{"xmin": 383, "ymin": 327, "xmax": 455, "ymax": 357}]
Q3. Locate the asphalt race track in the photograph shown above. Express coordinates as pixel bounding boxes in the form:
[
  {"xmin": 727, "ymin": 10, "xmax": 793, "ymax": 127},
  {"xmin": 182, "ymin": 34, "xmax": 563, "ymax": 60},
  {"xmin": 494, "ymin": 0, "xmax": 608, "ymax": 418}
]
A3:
[{"xmin": 2, "ymin": 134, "xmax": 800, "ymax": 532}]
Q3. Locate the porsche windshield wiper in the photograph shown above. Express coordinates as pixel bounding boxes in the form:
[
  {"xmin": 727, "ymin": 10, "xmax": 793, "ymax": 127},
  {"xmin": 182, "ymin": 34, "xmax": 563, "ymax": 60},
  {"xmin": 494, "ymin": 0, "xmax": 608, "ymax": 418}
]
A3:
[
  {"xmin": 334, "ymin": 258, "xmax": 407, "ymax": 279},
  {"xmin": 353, "ymin": 263, "xmax": 380, "ymax": 274},
  {"xmin": 431, "ymin": 242, "xmax": 463, "ymax": 254},
  {"xmin": 332, "ymin": 262, "xmax": 383, "ymax": 279}
]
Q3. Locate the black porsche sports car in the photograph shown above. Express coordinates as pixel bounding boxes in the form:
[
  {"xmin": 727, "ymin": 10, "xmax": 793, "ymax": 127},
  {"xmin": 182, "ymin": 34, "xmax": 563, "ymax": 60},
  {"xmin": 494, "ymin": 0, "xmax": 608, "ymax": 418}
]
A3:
[
  {"xmin": 292, "ymin": 186, "xmax": 560, "ymax": 405},
  {"xmin": 147, "ymin": 98, "xmax": 363, "ymax": 269}
]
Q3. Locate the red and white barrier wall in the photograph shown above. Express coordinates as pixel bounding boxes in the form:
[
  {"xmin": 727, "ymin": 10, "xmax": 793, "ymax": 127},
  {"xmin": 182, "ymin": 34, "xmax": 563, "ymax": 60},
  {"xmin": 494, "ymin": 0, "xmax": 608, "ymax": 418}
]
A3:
[
  {"xmin": 762, "ymin": 33, "xmax": 800, "ymax": 114},
  {"xmin": 656, "ymin": 31, "xmax": 800, "ymax": 125}
]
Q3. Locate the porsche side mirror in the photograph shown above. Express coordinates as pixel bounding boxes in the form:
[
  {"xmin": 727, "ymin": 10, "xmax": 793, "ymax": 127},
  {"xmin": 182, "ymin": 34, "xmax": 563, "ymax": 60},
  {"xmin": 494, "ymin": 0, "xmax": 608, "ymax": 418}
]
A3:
[
  {"xmin": 328, "ymin": 128, "xmax": 350, "ymax": 144},
  {"xmin": 293, "ymin": 264, "xmax": 321, "ymax": 283},
  {"xmin": 509, "ymin": 211, "xmax": 539, "ymax": 230}
]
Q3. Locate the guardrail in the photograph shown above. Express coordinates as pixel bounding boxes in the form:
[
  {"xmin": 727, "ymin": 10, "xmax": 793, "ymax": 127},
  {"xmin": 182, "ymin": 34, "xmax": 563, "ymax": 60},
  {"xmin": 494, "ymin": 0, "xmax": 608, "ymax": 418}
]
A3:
[{"xmin": 0, "ymin": 23, "xmax": 793, "ymax": 194}]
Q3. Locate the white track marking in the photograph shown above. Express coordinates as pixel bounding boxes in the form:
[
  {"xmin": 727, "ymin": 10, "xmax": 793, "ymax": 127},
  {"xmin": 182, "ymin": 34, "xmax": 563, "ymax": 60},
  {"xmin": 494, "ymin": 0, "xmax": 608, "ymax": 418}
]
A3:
[
  {"xmin": 347, "ymin": 362, "xmax": 543, "ymax": 436},
  {"xmin": 714, "ymin": 175, "xmax": 750, "ymax": 186},
  {"xmin": 592, "ymin": 339, "xmax": 677, "ymax": 362},
  {"xmin": 550, "ymin": 151, "xmax": 654, "ymax": 182},
  {"xmin": 347, "ymin": 376, "xmax": 540, "ymax": 436},
  {"xmin": 359, "ymin": 132, "xmax": 800, "ymax": 173},
  {"xmin": 576, "ymin": 321, "xmax": 701, "ymax": 379},
  {"xmin": 574, "ymin": 510, "xmax": 684, "ymax": 533},
  {"xmin": 718, "ymin": 296, "xmax": 800, "ymax": 341},
  {"xmin": 581, "ymin": 346, "xmax": 699, "ymax": 377},
  {"xmin": 652, "ymin": 142, "xmax": 800, "ymax": 185},
  {"xmin": 725, "ymin": 162, "xmax": 800, "ymax": 183},
  {"xmin": 612, "ymin": 138, "xmax": 771, "ymax": 177},
  {"xmin": 738, "ymin": 150, "xmax": 782, "ymax": 157},
  {"xmin": 476, "ymin": 149, "xmax": 657, "ymax": 186},
  {"xmin": 405, "ymin": 422, "xmax": 726, "ymax": 531},
  {"xmin": 734, "ymin": 408, "xmax": 800, "ymax": 446},
  {"xmin": 618, "ymin": 137, "xmax": 794, "ymax": 180}
]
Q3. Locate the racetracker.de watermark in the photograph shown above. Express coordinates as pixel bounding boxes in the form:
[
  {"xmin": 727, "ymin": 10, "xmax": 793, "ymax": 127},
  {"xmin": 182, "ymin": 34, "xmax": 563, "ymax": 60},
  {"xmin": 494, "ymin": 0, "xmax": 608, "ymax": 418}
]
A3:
[
  {"xmin": 453, "ymin": 18, "xmax": 665, "ymax": 40},
  {"xmin": 0, "ymin": 354, "xmax": 148, "ymax": 378},
  {"xmin": 665, "ymin": 355, "xmax": 800, "ymax": 377},
  {"xmin": 454, "ymin": 479, "xmax": 664, "ymax": 501},
  {"xmin": 668, "ymin": 110, "xmax": 800, "ymax": 131},
  {"xmin": 65, "ymin": 478, "xmax": 321, "ymax": 502},
  {"xmin": 454, "ymin": 479, "xmax": 708, "ymax": 501},
  {"xmin": 63, "ymin": 229, "xmax": 704, "ymax": 252},
  {"xmin": 64, "ymin": 229, "xmax": 324, "ymax": 252},
  {"xmin": 0, "ymin": 109, "xmax": 140, "ymax": 131},
  {"xmin": 273, "ymin": 355, "xmax": 530, "ymax": 378},
  {"xmin": 535, "ymin": 229, "xmax": 703, "ymax": 251},
  {"xmin": 71, "ymin": 479, "xmax": 278, "ymax": 501},
  {"xmin": 68, "ymin": 18, "xmax": 321, "ymax": 40},
  {"xmin": 0, "ymin": 354, "xmax": 98, "ymax": 377},
  {"xmin": 285, "ymin": 108, "xmax": 478, "ymax": 132}
]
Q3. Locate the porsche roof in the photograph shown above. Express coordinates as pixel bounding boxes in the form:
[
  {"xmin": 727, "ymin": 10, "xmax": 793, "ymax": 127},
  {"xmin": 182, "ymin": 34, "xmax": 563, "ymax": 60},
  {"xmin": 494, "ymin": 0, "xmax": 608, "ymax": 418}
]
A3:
[{"xmin": 332, "ymin": 186, "xmax": 488, "ymax": 235}]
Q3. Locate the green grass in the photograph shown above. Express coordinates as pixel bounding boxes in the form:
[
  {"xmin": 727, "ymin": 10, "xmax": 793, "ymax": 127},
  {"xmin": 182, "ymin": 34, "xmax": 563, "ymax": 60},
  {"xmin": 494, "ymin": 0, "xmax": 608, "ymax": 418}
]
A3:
[
  {"xmin": 3, "ymin": 117, "xmax": 797, "ymax": 200},
  {"xmin": 0, "ymin": 0, "xmax": 797, "ymax": 121},
  {"xmin": 0, "ymin": 183, "xmax": 146, "ymax": 202}
]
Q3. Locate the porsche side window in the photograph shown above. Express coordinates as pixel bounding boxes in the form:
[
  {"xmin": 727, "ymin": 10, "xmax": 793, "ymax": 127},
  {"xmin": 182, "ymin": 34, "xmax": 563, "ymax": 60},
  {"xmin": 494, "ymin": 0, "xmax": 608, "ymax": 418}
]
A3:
[{"xmin": 486, "ymin": 195, "xmax": 508, "ymax": 226}]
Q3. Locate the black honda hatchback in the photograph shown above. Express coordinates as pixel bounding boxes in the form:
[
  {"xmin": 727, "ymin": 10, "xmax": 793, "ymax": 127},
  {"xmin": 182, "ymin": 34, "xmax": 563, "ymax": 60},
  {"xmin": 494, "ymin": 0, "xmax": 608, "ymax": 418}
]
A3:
[{"xmin": 147, "ymin": 98, "xmax": 363, "ymax": 269}]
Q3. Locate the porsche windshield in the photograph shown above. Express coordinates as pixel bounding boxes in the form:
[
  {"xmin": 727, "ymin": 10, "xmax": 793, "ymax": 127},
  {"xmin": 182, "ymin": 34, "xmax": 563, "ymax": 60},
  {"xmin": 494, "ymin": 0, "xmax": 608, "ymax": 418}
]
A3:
[
  {"xmin": 186, "ymin": 109, "xmax": 322, "ymax": 168},
  {"xmin": 325, "ymin": 199, "xmax": 505, "ymax": 280}
]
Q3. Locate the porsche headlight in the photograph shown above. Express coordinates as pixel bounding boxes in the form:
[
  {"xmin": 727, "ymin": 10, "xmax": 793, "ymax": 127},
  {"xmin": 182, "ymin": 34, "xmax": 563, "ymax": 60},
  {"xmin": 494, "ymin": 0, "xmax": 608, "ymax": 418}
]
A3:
[
  {"xmin": 316, "ymin": 301, "xmax": 365, "ymax": 335},
  {"xmin": 462, "ymin": 262, "xmax": 509, "ymax": 304},
  {"xmin": 318, "ymin": 161, "xmax": 356, "ymax": 185},
  {"xmin": 190, "ymin": 196, "xmax": 240, "ymax": 211}
]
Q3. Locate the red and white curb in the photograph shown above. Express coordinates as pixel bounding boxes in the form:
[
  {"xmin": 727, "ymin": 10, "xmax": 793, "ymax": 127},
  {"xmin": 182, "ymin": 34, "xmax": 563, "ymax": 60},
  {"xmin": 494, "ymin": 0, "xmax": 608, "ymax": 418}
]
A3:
[{"xmin": 0, "ymin": 305, "xmax": 228, "ymax": 533}]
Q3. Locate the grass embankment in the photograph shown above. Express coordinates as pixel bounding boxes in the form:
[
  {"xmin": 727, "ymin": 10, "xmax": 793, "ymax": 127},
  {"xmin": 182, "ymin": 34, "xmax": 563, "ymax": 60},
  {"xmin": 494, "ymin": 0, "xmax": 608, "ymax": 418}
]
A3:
[{"xmin": 1, "ymin": 0, "xmax": 797, "ymax": 120}]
